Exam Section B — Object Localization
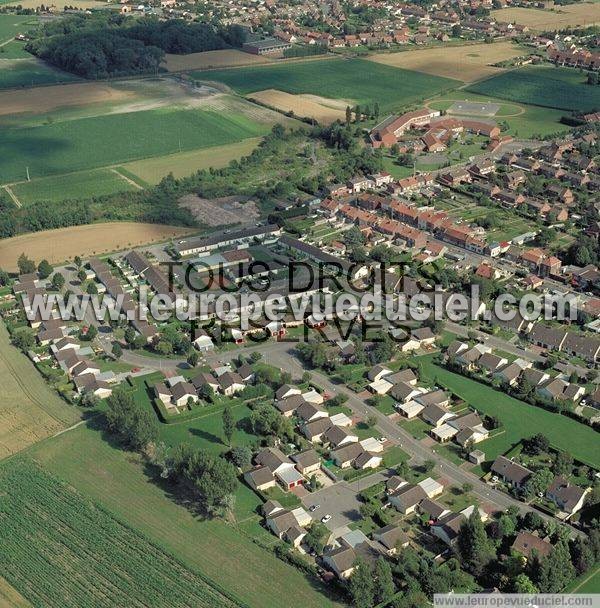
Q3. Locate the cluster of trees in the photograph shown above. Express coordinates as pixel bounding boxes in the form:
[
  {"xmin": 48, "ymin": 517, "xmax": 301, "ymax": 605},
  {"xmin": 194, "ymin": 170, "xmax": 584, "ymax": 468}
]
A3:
[
  {"xmin": 105, "ymin": 387, "xmax": 159, "ymax": 452},
  {"xmin": 348, "ymin": 557, "xmax": 395, "ymax": 608},
  {"xmin": 26, "ymin": 14, "xmax": 247, "ymax": 79},
  {"xmin": 164, "ymin": 443, "xmax": 238, "ymax": 515}
]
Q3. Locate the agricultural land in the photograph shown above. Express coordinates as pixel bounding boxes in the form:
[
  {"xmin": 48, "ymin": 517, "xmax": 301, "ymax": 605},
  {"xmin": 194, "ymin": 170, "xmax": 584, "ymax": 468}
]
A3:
[
  {"xmin": 490, "ymin": 2, "xmax": 600, "ymax": 30},
  {"xmin": 367, "ymin": 41, "xmax": 528, "ymax": 83},
  {"xmin": 195, "ymin": 57, "xmax": 460, "ymax": 114},
  {"xmin": 0, "ymin": 458, "xmax": 243, "ymax": 608},
  {"xmin": 163, "ymin": 48, "xmax": 273, "ymax": 71},
  {"xmin": 29, "ymin": 423, "xmax": 343, "ymax": 608},
  {"xmin": 0, "ymin": 223, "xmax": 193, "ymax": 270},
  {"xmin": 0, "ymin": 322, "xmax": 79, "ymax": 459}
]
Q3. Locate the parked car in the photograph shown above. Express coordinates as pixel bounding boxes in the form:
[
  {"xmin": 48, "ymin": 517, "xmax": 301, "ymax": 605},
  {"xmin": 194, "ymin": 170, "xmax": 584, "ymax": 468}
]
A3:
[
  {"xmin": 309, "ymin": 504, "xmax": 320, "ymax": 512},
  {"xmin": 321, "ymin": 514, "xmax": 332, "ymax": 524}
]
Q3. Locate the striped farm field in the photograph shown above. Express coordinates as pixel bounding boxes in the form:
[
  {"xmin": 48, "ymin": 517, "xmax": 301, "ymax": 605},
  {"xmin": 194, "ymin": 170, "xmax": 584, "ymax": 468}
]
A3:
[
  {"xmin": 0, "ymin": 106, "xmax": 270, "ymax": 183},
  {"xmin": 0, "ymin": 107, "xmax": 268, "ymax": 181},
  {"xmin": 197, "ymin": 57, "xmax": 459, "ymax": 113},
  {"xmin": 0, "ymin": 58, "xmax": 79, "ymax": 90},
  {"xmin": 31, "ymin": 424, "xmax": 344, "ymax": 608},
  {"xmin": 0, "ymin": 458, "xmax": 242, "ymax": 608}
]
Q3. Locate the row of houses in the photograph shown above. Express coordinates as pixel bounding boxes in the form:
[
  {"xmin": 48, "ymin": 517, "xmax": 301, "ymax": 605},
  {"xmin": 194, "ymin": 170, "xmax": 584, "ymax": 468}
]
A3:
[
  {"xmin": 448, "ymin": 340, "xmax": 586, "ymax": 403},
  {"xmin": 491, "ymin": 455, "xmax": 590, "ymax": 518}
]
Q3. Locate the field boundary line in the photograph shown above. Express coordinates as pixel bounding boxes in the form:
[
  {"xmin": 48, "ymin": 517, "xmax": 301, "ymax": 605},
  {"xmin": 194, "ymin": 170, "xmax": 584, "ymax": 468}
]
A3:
[
  {"xmin": 2, "ymin": 185, "xmax": 21, "ymax": 207},
  {"xmin": 111, "ymin": 167, "xmax": 144, "ymax": 190}
]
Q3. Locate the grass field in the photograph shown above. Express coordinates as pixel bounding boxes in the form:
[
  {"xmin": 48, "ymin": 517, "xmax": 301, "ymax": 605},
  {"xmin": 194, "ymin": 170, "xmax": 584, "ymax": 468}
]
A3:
[
  {"xmin": 0, "ymin": 458, "xmax": 241, "ymax": 608},
  {"xmin": 419, "ymin": 356, "xmax": 600, "ymax": 468},
  {"xmin": 0, "ymin": 106, "xmax": 270, "ymax": 183},
  {"xmin": 0, "ymin": 58, "xmax": 79, "ymax": 90},
  {"xmin": 197, "ymin": 57, "xmax": 459, "ymax": 113},
  {"xmin": 30, "ymin": 423, "xmax": 343, "ymax": 608},
  {"xmin": 0, "ymin": 14, "xmax": 36, "ymax": 43},
  {"xmin": 368, "ymin": 42, "xmax": 528, "ymax": 83},
  {"xmin": 0, "ymin": 322, "xmax": 79, "ymax": 460},
  {"xmin": 164, "ymin": 49, "xmax": 272, "ymax": 72},
  {"xmin": 0, "ymin": 222, "xmax": 193, "ymax": 270},
  {"xmin": 467, "ymin": 65, "xmax": 600, "ymax": 113},
  {"xmin": 491, "ymin": 2, "xmax": 600, "ymax": 30},
  {"xmin": 10, "ymin": 168, "xmax": 139, "ymax": 204},
  {"xmin": 565, "ymin": 565, "xmax": 600, "ymax": 593},
  {"xmin": 124, "ymin": 137, "xmax": 262, "ymax": 184}
]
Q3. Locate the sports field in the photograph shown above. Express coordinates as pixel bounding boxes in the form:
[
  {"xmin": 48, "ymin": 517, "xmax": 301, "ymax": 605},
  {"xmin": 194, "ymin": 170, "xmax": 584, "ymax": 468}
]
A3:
[
  {"xmin": 124, "ymin": 137, "xmax": 262, "ymax": 184},
  {"xmin": 368, "ymin": 42, "xmax": 528, "ymax": 83},
  {"xmin": 467, "ymin": 65, "xmax": 600, "ymax": 113},
  {"xmin": 0, "ymin": 107, "xmax": 270, "ymax": 183},
  {"xmin": 164, "ymin": 49, "xmax": 272, "ymax": 72},
  {"xmin": 0, "ymin": 322, "xmax": 79, "ymax": 460},
  {"xmin": 419, "ymin": 357, "xmax": 600, "ymax": 468},
  {"xmin": 0, "ymin": 222, "xmax": 193, "ymax": 270},
  {"xmin": 0, "ymin": 458, "xmax": 241, "ymax": 608},
  {"xmin": 491, "ymin": 2, "xmax": 600, "ymax": 30},
  {"xmin": 197, "ymin": 57, "xmax": 459, "ymax": 113},
  {"xmin": 427, "ymin": 91, "xmax": 569, "ymax": 138},
  {"xmin": 10, "ymin": 168, "xmax": 140, "ymax": 204},
  {"xmin": 31, "ymin": 424, "xmax": 343, "ymax": 608}
]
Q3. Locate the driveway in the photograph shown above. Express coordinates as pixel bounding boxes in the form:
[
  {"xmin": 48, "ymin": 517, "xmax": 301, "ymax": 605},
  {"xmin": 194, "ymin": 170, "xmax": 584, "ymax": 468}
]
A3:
[{"xmin": 301, "ymin": 470, "xmax": 391, "ymax": 535}]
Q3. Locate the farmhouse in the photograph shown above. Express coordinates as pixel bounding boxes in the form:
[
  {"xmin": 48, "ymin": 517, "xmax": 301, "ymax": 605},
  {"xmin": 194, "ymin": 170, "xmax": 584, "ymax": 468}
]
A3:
[{"xmin": 242, "ymin": 38, "xmax": 292, "ymax": 55}]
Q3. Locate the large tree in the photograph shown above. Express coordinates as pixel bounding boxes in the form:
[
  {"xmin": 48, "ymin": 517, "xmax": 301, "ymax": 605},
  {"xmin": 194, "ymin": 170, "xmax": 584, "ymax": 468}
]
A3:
[
  {"xmin": 222, "ymin": 405, "xmax": 234, "ymax": 446},
  {"xmin": 374, "ymin": 557, "xmax": 395, "ymax": 605},
  {"xmin": 348, "ymin": 557, "xmax": 374, "ymax": 608},
  {"xmin": 456, "ymin": 509, "xmax": 496, "ymax": 576}
]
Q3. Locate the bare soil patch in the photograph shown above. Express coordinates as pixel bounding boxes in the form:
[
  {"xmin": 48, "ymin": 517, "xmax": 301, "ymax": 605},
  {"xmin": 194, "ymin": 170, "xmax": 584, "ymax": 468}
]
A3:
[
  {"xmin": 179, "ymin": 195, "xmax": 260, "ymax": 227},
  {"xmin": 163, "ymin": 49, "xmax": 273, "ymax": 72},
  {"xmin": 367, "ymin": 41, "xmax": 526, "ymax": 82},
  {"xmin": 0, "ymin": 222, "xmax": 193, "ymax": 270},
  {"xmin": 246, "ymin": 88, "xmax": 346, "ymax": 124}
]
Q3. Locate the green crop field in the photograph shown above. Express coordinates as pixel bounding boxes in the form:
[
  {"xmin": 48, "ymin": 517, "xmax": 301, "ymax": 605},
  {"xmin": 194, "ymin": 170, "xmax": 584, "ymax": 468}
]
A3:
[
  {"xmin": 11, "ymin": 167, "xmax": 139, "ymax": 204},
  {"xmin": 0, "ymin": 58, "xmax": 79, "ymax": 90},
  {"xmin": 0, "ymin": 107, "xmax": 270, "ymax": 183},
  {"xmin": 419, "ymin": 357, "xmax": 600, "ymax": 468},
  {"xmin": 30, "ymin": 424, "xmax": 342, "ymax": 608},
  {"xmin": 0, "ymin": 40, "xmax": 32, "ymax": 59},
  {"xmin": 466, "ymin": 65, "xmax": 600, "ymax": 113},
  {"xmin": 197, "ymin": 57, "xmax": 459, "ymax": 113},
  {"xmin": 0, "ymin": 458, "xmax": 241, "ymax": 608}
]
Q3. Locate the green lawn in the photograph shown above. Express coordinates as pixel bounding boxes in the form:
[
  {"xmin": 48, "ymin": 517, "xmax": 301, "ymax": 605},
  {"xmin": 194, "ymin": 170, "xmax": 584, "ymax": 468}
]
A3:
[
  {"xmin": 197, "ymin": 57, "xmax": 459, "ymax": 114},
  {"xmin": 29, "ymin": 424, "xmax": 343, "ymax": 608},
  {"xmin": 11, "ymin": 167, "xmax": 138, "ymax": 203},
  {"xmin": 0, "ymin": 107, "xmax": 271, "ymax": 183},
  {"xmin": 419, "ymin": 356, "xmax": 600, "ymax": 468},
  {"xmin": 0, "ymin": 40, "xmax": 32, "ymax": 59},
  {"xmin": 466, "ymin": 65, "xmax": 600, "ymax": 113},
  {"xmin": 565, "ymin": 565, "xmax": 600, "ymax": 593},
  {"xmin": 0, "ymin": 15, "xmax": 37, "ymax": 43},
  {"xmin": 0, "ymin": 458, "xmax": 239, "ymax": 608}
]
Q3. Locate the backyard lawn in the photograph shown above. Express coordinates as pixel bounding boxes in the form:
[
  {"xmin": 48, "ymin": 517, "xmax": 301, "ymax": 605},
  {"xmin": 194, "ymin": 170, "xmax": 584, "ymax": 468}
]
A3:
[{"xmin": 418, "ymin": 356, "xmax": 600, "ymax": 468}]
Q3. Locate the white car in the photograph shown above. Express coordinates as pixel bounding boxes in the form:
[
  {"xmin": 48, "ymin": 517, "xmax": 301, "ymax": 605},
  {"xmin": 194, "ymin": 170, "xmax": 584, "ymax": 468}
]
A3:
[{"xmin": 321, "ymin": 514, "xmax": 332, "ymax": 524}]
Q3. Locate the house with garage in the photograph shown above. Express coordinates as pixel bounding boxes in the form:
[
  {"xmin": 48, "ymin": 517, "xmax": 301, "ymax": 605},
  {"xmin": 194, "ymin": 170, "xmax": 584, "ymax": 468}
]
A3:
[
  {"xmin": 322, "ymin": 425, "xmax": 358, "ymax": 449},
  {"xmin": 420, "ymin": 403, "xmax": 455, "ymax": 428},
  {"xmin": 296, "ymin": 402, "xmax": 329, "ymax": 423},
  {"xmin": 244, "ymin": 466, "xmax": 277, "ymax": 492},
  {"xmin": 546, "ymin": 476, "xmax": 590, "ymax": 517},
  {"xmin": 219, "ymin": 372, "xmax": 245, "ymax": 396},
  {"xmin": 372, "ymin": 525, "xmax": 410, "ymax": 556},
  {"xmin": 330, "ymin": 443, "xmax": 364, "ymax": 468},
  {"xmin": 389, "ymin": 483, "xmax": 427, "ymax": 515},
  {"xmin": 390, "ymin": 381, "xmax": 424, "ymax": 404},
  {"xmin": 491, "ymin": 455, "xmax": 532, "ymax": 489},
  {"xmin": 275, "ymin": 384, "xmax": 302, "ymax": 400},
  {"xmin": 291, "ymin": 450, "xmax": 321, "ymax": 476},
  {"xmin": 430, "ymin": 512, "xmax": 466, "ymax": 545},
  {"xmin": 276, "ymin": 394, "xmax": 307, "ymax": 417},
  {"xmin": 301, "ymin": 418, "xmax": 332, "ymax": 443},
  {"xmin": 511, "ymin": 531, "xmax": 552, "ymax": 561},
  {"xmin": 171, "ymin": 381, "xmax": 199, "ymax": 408},
  {"xmin": 401, "ymin": 327, "xmax": 437, "ymax": 352}
]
